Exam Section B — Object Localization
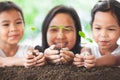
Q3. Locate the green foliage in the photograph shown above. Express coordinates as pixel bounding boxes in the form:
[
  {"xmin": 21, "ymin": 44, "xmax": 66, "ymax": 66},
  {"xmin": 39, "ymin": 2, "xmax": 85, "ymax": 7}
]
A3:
[
  {"xmin": 31, "ymin": 27, "xmax": 36, "ymax": 31},
  {"xmin": 79, "ymin": 31, "xmax": 93, "ymax": 44}
]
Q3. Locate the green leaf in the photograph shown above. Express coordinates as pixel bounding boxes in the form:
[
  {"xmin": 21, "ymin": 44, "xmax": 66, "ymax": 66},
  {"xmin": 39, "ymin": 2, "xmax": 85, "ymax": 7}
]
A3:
[
  {"xmin": 86, "ymin": 38, "xmax": 93, "ymax": 43},
  {"xmin": 50, "ymin": 26, "xmax": 57, "ymax": 28},
  {"xmin": 31, "ymin": 27, "xmax": 36, "ymax": 31},
  {"xmin": 59, "ymin": 25, "xmax": 64, "ymax": 29},
  {"xmin": 78, "ymin": 31, "xmax": 86, "ymax": 38}
]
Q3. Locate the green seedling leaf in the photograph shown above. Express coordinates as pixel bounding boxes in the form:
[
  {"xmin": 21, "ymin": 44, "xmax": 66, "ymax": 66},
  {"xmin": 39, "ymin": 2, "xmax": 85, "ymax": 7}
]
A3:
[
  {"xmin": 50, "ymin": 26, "xmax": 57, "ymax": 28},
  {"xmin": 31, "ymin": 27, "xmax": 36, "ymax": 31},
  {"xmin": 59, "ymin": 25, "xmax": 64, "ymax": 29},
  {"xmin": 78, "ymin": 31, "xmax": 93, "ymax": 44},
  {"xmin": 78, "ymin": 31, "xmax": 86, "ymax": 38},
  {"xmin": 86, "ymin": 38, "xmax": 93, "ymax": 43}
]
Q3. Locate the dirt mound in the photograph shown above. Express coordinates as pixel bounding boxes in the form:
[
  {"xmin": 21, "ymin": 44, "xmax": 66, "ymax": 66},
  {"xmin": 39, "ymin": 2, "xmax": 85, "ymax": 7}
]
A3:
[{"xmin": 0, "ymin": 64, "xmax": 120, "ymax": 80}]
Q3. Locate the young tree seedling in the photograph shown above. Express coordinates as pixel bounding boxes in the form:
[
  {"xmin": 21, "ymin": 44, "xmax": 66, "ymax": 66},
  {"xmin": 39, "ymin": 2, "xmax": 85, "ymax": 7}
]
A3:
[
  {"xmin": 78, "ymin": 31, "xmax": 93, "ymax": 56},
  {"xmin": 30, "ymin": 26, "xmax": 38, "ymax": 57},
  {"xmin": 79, "ymin": 31, "xmax": 93, "ymax": 68}
]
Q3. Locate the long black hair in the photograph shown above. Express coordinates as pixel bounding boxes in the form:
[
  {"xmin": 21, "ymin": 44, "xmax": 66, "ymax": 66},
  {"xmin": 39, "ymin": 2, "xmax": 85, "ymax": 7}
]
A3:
[{"xmin": 40, "ymin": 5, "xmax": 82, "ymax": 54}]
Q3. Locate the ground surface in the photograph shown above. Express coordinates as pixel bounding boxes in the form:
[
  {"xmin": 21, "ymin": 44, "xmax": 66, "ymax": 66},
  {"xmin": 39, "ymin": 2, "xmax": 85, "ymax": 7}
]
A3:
[{"xmin": 0, "ymin": 64, "xmax": 120, "ymax": 80}]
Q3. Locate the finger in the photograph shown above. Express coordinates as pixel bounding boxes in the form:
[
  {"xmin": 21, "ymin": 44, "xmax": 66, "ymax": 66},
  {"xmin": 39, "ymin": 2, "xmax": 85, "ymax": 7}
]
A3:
[
  {"xmin": 44, "ymin": 48, "xmax": 59, "ymax": 55},
  {"xmin": 48, "ymin": 58, "xmax": 61, "ymax": 64},
  {"xmin": 35, "ymin": 61, "xmax": 46, "ymax": 67},
  {"xmin": 26, "ymin": 54, "xmax": 35, "ymax": 59},
  {"xmin": 24, "ymin": 63, "xmax": 35, "ymax": 68},
  {"xmin": 73, "ymin": 57, "xmax": 84, "ymax": 62},
  {"xmin": 24, "ymin": 61, "xmax": 36, "ymax": 68},
  {"xmin": 36, "ymin": 55, "xmax": 45, "ymax": 64},
  {"xmin": 84, "ymin": 62, "xmax": 95, "ymax": 68},
  {"xmin": 75, "ymin": 54, "xmax": 84, "ymax": 58},
  {"xmin": 32, "ymin": 50, "xmax": 40, "ymax": 56},
  {"xmin": 60, "ymin": 50, "xmax": 74, "ymax": 59},
  {"xmin": 84, "ymin": 55, "xmax": 95, "ymax": 60},
  {"xmin": 73, "ymin": 61, "xmax": 84, "ymax": 67},
  {"xmin": 76, "ymin": 64, "xmax": 84, "ymax": 67},
  {"xmin": 60, "ymin": 57, "xmax": 67, "ymax": 64},
  {"xmin": 85, "ymin": 59, "xmax": 96, "ymax": 65},
  {"xmin": 45, "ymin": 55, "xmax": 61, "ymax": 60},
  {"xmin": 34, "ymin": 53, "xmax": 44, "ymax": 60},
  {"xmin": 61, "ymin": 47, "xmax": 69, "ymax": 51},
  {"xmin": 49, "ymin": 45, "xmax": 56, "ymax": 50}
]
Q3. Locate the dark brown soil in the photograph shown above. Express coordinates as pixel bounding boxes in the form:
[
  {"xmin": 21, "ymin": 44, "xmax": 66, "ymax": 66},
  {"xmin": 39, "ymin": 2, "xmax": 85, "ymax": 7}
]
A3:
[{"xmin": 0, "ymin": 64, "xmax": 120, "ymax": 80}]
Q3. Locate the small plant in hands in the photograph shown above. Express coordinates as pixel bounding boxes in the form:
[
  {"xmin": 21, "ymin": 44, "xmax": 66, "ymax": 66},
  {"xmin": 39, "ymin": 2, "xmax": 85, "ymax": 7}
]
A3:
[
  {"xmin": 30, "ymin": 26, "xmax": 38, "ymax": 56},
  {"xmin": 79, "ymin": 31, "xmax": 93, "ymax": 68},
  {"xmin": 79, "ymin": 31, "xmax": 93, "ymax": 56}
]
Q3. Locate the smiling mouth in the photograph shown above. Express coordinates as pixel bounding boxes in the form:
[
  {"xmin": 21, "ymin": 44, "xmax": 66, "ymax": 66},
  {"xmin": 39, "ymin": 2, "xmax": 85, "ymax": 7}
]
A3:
[
  {"xmin": 9, "ymin": 34, "xmax": 19, "ymax": 39},
  {"xmin": 99, "ymin": 41, "xmax": 109, "ymax": 45}
]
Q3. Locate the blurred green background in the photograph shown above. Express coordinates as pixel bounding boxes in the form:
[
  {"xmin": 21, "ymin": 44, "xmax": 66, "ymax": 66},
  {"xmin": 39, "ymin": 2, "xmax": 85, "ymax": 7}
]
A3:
[{"xmin": 0, "ymin": 0, "xmax": 98, "ymax": 46}]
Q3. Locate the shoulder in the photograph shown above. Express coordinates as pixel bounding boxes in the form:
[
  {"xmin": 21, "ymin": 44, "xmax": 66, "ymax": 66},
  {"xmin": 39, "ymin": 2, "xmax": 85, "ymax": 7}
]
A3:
[{"xmin": 18, "ymin": 45, "xmax": 33, "ymax": 51}]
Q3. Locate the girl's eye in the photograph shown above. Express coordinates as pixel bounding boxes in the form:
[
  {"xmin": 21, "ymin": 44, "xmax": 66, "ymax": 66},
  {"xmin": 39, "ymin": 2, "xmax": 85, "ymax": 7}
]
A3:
[
  {"xmin": 64, "ymin": 27, "xmax": 72, "ymax": 31},
  {"xmin": 49, "ymin": 26, "xmax": 58, "ymax": 32},
  {"xmin": 50, "ymin": 28, "xmax": 58, "ymax": 32},
  {"xmin": 94, "ymin": 27, "xmax": 101, "ymax": 30},
  {"xmin": 108, "ymin": 28, "xmax": 115, "ymax": 31},
  {"xmin": 2, "ymin": 23, "xmax": 9, "ymax": 26},
  {"xmin": 16, "ymin": 21, "xmax": 23, "ymax": 24}
]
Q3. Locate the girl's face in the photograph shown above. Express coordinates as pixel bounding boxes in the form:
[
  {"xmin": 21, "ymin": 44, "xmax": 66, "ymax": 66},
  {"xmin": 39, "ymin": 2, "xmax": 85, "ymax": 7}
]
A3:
[
  {"xmin": 47, "ymin": 13, "xmax": 76, "ymax": 50},
  {"xmin": 0, "ymin": 9, "xmax": 24, "ymax": 46},
  {"xmin": 92, "ymin": 11, "xmax": 120, "ymax": 50}
]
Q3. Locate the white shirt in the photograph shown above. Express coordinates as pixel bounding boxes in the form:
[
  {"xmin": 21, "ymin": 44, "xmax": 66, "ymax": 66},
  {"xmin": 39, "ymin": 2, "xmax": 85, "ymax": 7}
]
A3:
[{"xmin": 86, "ymin": 44, "xmax": 120, "ymax": 58}]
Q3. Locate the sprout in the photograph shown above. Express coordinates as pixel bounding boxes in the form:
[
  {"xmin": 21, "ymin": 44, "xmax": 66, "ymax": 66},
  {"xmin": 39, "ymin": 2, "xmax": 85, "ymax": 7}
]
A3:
[
  {"xmin": 30, "ymin": 26, "xmax": 37, "ymax": 56},
  {"xmin": 78, "ymin": 31, "xmax": 93, "ymax": 44},
  {"xmin": 78, "ymin": 31, "xmax": 93, "ymax": 56},
  {"xmin": 31, "ymin": 26, "xmax": 36, "ymax": 31}
]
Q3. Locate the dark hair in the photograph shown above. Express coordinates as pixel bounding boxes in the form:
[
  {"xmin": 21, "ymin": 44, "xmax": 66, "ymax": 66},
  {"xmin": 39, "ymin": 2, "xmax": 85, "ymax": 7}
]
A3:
[
  {"xmin": 91, "ymin": 0, "xmax": 120, "ymax": 26},
  {"xmin": 0, "ymin": 1, "xmax": 24, "ymax": 23},
  {"xmin": 41, "ymin": 5, "xmax": 82, "ymax": 54}
]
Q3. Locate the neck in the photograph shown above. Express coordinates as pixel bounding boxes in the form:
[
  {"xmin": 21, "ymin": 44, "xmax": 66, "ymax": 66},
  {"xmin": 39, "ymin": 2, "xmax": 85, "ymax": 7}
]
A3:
[
  {"xmin": 99, "ymin": 44, "xmax": 118, "ymax": 55},
  {"xmin": 0, "ymin": 44, "xmax": 19, "ymax": 57}
]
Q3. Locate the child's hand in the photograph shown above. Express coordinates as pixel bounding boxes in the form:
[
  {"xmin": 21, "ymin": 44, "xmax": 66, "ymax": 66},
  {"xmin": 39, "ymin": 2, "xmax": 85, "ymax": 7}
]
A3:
[
  {"xmin": 73, "ymin": 54, "xmax": 84, "ymax": 67},
  {"xmin": 24, "ymin": 50, "xmax": 37, "ymax": 68},
  {"xmin": 59, "ymin": 48, "xmax": 74, "ymax": 64},
  {"xmin": 44, "ymin": 45, "xmax": 61, "ymax": 64},
  {"xmin": 84, "ymin": 54, "xmax": 96, "ymax": 68},
  {"xmin": 24, "ymin": 50, "xmax": 45, "ymax": 68},
  {"xmin": 34, "ymin": 52, "xmax": 46, "ymax": 67}
]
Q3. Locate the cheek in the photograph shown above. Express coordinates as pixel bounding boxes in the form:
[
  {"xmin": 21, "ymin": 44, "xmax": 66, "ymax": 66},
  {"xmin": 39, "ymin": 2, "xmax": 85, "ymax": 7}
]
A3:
[
  {"xmin": 47, "ymin": 33, "xmax": 54, "ymax": 46},
  {"xmin": 68, "ymin": 33, "xmax": 76, "ymax": 49},
  {"xmin": 92, "ymin": 32, "xmax": 99, "ymax": 41},
  {"xmin": 20, "ymin": 29, "xmax": 24, "ymax": 37}
]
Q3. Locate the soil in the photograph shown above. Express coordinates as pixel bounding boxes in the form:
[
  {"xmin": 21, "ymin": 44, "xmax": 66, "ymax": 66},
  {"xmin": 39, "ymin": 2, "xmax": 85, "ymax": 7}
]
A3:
[{"xmin": 0, "ymin": 64, "xmax": 120, "ymax": 80}]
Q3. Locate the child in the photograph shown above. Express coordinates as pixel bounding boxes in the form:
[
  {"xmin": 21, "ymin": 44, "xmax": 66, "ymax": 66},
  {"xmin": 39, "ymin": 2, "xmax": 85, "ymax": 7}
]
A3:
[
  {"xmin": 73, "ymin": 0, "xmax": 120, "ymax": 68},
  {"xmin": 0, "ymin": 1, "xmax": 45, "ymax": 67}
]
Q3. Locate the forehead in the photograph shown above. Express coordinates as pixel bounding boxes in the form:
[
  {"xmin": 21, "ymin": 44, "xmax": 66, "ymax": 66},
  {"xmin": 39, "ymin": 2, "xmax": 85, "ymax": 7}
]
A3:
[
  {"xmin": 94, "ymin": 11, "xmax": 118, "ymax": 23},
  {"xmin": 49, "ymin": 13, "xmax": 75, "ymax": 26},
  {"xmin": 0, "ymin": 9, "xmax": 22, "ymax": 21}
]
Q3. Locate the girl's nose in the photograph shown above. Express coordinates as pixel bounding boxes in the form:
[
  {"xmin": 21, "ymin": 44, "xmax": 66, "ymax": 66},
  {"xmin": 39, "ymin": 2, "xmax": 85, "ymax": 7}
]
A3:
[
  {"xmin": 10, "ymin": 24, "xmax": 17, "ymax": 32},
  {"xmin": 100, "ymin": 30, "xmax": 108, "ymax": 37},
  {"xmin": 57, "ymin": 29, "xmax": 64, "ymax": 39}
]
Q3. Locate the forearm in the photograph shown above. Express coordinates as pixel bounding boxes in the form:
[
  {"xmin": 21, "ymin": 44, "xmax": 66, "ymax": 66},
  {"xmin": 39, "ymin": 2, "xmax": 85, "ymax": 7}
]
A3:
[
  {"xmin": 95, "ymin": 54, "xmax": 116, "ymax": 66},
  {"xmin": 0, "ymin": 57, "xmax": 25, "ymax": 67},
  {"xmin": 115, "ymin": 55, "xmax": 120, "ymax": 65}
]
